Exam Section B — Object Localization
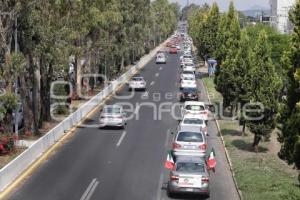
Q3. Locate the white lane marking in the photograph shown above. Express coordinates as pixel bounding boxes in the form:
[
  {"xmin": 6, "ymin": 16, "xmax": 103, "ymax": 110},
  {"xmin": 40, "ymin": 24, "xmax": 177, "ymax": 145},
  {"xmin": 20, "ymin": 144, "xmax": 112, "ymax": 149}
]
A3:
[
  {"xmin": 141, "ymin": 91, "xmax": 149, "ymax": 99},
  {"xmin": 150, "ymin": 81, "xmax": 155, "ymax": 86},
  {"xmin": 156, "ymin": 172, "xmax": 164, "ymax": 200},
  {"xmin": 116, "ymin": 131, "xmax": 127, "ymax": 147},
  {"xmin": 159, "ymin": 67, "xmax": 163, "ymax": 71},
  {"xmin": 165, "ymin": 129, "xmax": 170, "ymax": 147},
  {"xmin": 155, "ymin": 73, "xmax": 159, "ymax": 77},
  {"xmin": 80, "ymin": 178, "xmax": 99, "ymax": 200}
]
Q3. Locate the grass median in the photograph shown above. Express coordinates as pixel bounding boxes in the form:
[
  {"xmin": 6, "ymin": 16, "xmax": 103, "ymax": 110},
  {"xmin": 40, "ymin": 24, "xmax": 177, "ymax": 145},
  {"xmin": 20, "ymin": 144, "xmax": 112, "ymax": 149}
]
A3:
[{"xmin": 203, "ymin": 76, "xmax": 300, "ymax": 200}]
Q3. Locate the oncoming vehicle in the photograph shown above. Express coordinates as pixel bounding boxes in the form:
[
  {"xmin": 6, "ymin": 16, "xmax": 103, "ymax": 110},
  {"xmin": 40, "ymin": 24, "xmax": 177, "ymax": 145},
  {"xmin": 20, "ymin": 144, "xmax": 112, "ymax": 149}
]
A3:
[
  {"xmin": 128, "ymin": 76, "xmax": 146, "ymax": 91},
  {"xmin": 167, "ymin": 156, "xmax": 210, "ymax": 198},
  {"xmin": 179, "ymin": 114, "xmax": 207, "ymax": 136},
  {"xmin": 99, "ymin": 105, "xmax": 126, "ymax": 129},
  {"xmin": 181, "ymin": 101, "xmax": 209, "ymax": 123},
  {"xmin": 172, "ymin": 131, "xmax": 207, "ymax": 157},
  {"xmin": 156, "ymin": 53, "xmax": 167, "ymax": 64}
]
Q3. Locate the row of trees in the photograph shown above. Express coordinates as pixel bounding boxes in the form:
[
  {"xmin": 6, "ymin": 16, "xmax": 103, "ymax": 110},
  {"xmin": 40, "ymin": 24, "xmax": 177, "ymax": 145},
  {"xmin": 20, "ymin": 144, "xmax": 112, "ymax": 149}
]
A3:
[
  {"xmin": 278, "ymin": 0, "xmax": 300, "ymax": 170},
  {"xmin": 0, "ymin": 0, "xmax": 180, "ymax": 135},
  {"xmin": 188, "ymin": 2, "xmax": 283, "ymax": 150},
  {"xmin": 188, "ymin": 1, "xmax": 300, "ymax": 170},
  {"xmin": 189, "ymin": 0, "xmax": 300, "ymax": 175}
]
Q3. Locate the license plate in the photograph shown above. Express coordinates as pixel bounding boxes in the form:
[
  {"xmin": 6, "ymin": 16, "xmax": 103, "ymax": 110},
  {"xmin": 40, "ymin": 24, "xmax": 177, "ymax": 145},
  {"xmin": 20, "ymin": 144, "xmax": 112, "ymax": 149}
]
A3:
[
  {"xmin": 185, "ymin": 188, "xmax": 194, "ymax": 192},
  {"xmin": 184, "ymin": 145, "xmax": 195, "ymax": 150}
]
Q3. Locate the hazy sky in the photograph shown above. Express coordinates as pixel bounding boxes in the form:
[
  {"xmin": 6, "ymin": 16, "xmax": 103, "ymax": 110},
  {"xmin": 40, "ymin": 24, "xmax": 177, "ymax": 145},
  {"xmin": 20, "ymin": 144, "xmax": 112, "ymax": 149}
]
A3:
[{"xmin": 170, "ymin": 0, "xmax": 270, "ymax": 11}]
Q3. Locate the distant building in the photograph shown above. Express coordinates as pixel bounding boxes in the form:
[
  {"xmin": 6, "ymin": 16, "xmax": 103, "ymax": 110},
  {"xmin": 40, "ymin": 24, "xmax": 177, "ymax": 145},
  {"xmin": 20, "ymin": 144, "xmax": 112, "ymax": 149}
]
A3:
[{"xmin": 270, "ymin": 0, "xmax": 296, "ymax": 33}]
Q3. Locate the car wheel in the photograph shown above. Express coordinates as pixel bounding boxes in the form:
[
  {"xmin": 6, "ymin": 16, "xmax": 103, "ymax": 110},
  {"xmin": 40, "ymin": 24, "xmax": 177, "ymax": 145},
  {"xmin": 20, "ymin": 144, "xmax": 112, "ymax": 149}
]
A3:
[
  {"xmin": 167, "ymin": 184, "xmax": 174, "ymax": 198},
  {"xmin": 204, "ymin": 192, "xmax": 210, "ymax": 199}
]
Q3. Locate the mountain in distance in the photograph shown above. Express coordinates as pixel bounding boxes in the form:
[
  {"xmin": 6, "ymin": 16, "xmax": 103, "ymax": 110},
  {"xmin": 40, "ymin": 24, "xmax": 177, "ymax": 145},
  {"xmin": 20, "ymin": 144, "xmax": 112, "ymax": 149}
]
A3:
[{"xmin": 240, "ymin": 5, "xmax": 271, "ymax": 17}]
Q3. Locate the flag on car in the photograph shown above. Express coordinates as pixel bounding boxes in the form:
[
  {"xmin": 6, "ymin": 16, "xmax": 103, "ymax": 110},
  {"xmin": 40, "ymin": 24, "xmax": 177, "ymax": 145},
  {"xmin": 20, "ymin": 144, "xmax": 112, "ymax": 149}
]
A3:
[
  {"xmin": 207, "ymin": 148, "xmax": 216, "ymax": 170},
  {"xmin": 164, "ymin": 151, "xmax": 175, "ymax": 170}
]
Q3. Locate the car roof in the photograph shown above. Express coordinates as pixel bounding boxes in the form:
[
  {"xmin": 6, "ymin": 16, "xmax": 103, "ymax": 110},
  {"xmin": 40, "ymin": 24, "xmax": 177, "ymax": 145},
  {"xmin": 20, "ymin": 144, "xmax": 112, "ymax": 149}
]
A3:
[
  {"xmin": 132, "ymin": 76, "xmax": 143, "ymax": 79},
  {"xmin": 184, "ymin": 101, "xmax": 205, "ymax": 106},
  {"xmin": 176, "ymin": 156, "xmax": 205, "ymax": 163},
  {"xmin": 104, "ymin": 105, "xmax": 121, "ymax": 109}
]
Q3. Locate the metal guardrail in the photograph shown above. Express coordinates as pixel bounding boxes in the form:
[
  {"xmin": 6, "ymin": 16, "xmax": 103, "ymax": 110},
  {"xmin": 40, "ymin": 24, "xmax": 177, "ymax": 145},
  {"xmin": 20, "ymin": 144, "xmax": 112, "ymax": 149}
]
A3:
[{"xmin": 0, "ymin": 39, "xmax": 169, "ymax": 192}]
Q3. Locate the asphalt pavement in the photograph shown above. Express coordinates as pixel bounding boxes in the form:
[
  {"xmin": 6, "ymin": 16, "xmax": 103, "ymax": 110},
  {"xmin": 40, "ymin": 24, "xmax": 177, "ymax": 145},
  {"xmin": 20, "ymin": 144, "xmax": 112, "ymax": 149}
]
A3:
[{"xmin": 7, "ymin": 46, "xmax": 240, "ymax": 200}]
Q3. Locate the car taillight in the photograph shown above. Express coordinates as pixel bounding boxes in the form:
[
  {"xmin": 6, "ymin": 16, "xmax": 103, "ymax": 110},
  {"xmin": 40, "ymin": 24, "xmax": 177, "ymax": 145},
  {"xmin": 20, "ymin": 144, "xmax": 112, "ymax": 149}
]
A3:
[
  {"xmin": 199, "ymin": 144, "xmax": 207, "ymax": 150},
  {"xmin": 170, "ymin": 175, "xmax": 179, "ymax": 181},
  {"xmin": 202, "ymin": 111, "xmax": 208, "ymax": 115},
  {"xmin": 200, "ymin": 127, "xmax": 207, "ymax": 132},
  {"xmin": 173, "ymin": 143, "xmax": 181, "ymax": 149},
  {"xmin": 201, "ymin": 177, "xmax": 209, "ymax": 183}
]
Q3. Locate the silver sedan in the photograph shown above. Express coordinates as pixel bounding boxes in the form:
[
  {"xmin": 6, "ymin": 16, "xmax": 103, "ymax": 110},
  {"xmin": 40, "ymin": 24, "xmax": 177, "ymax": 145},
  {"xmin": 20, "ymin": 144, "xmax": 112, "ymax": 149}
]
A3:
[{"xmin": 167, "ymin": 156, "xmax": 210, "ymax": 198}]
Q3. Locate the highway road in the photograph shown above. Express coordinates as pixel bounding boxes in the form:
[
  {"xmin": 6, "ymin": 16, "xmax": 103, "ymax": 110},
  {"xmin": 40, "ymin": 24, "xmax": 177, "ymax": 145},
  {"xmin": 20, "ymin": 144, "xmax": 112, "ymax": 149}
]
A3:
[{"xmin": 7, "ymin": 46, "xmax": 240, "ymax": 200}]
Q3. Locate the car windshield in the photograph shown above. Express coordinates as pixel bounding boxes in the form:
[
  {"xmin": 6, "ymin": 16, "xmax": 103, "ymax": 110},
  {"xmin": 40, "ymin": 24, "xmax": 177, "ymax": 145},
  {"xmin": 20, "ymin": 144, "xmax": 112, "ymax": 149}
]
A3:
[
  {"xmin": 132, "ymin": 77, "xmax": 143, "ymax": 81},
  {"xmin": 177, "ymin": 132, "xmax": 203, "ymax": 142},
  {"xmin": 103, "ymin": 107, "xmax": 121, "ymax": 114},
  {"xmin": 176, "ymin": 162, "xmax": 205, "ymax": 173},
  {"xmin": 183, "ymin": 118, "xmax": 204, "ymax": 125},
  {"xmin": 185, "ymin": 105, "xmax": 205, "ymax": 111}
]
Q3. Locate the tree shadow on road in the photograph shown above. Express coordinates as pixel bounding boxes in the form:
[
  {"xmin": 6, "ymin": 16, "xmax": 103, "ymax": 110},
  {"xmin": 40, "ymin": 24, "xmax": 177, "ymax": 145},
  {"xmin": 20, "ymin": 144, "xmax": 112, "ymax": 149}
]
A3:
[
  {"xmin": 221, "ymin": 129, "xmax": 242, "ymax": 137},
  {"xmin": 231, "ymin": 139, "xmax": 268, "ymax": 153}
]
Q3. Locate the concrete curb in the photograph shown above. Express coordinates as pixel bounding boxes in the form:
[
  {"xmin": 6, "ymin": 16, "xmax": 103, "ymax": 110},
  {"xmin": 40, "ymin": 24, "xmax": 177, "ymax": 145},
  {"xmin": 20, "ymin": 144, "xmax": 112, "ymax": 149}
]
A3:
[{"xmin": 201, "ymin": 75, "xmax": 243, "ymax": 200}]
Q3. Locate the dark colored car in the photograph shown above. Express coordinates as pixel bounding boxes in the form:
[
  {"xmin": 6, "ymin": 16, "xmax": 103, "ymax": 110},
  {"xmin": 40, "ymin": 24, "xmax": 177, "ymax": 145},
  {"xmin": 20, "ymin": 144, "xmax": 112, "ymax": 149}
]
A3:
[{"xmin": 180, "ymin": 87, "xmax": 199, "ymax": 102}]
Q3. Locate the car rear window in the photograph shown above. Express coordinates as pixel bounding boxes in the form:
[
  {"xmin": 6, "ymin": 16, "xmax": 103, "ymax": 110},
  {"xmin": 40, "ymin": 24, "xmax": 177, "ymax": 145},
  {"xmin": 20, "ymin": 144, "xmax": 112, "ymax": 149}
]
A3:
[
  {"xmin": 183, "ymin": 118, "xmax": 204, "ymax": 125},
  {"xmin": 185, "ymin": 105, "xmax": 205, "ymax": 111},
  {"xmin": 183, "ymin": 77, "xmax": 195, "ymax": 81},
  {"xmin": 104, "ymin": 107, "xmax": 121, "ymax": 114},
  {"xmin": 183, "ymin": 71, "xmax": 194, "ymax": 75},
  {"xmin": 177, "ymin": 132, "xmax": 203, "ymax": 142},
  {"xmin": 176, "ymin": 162, "xmax": 205, "ymax": 173},
  {"xmin": 182, "ymin": 88, "xmax": 197, "ymax": 93},
  {"xmin": 132, "ymin": 77, "xmax": 143, "ymax": 81}
]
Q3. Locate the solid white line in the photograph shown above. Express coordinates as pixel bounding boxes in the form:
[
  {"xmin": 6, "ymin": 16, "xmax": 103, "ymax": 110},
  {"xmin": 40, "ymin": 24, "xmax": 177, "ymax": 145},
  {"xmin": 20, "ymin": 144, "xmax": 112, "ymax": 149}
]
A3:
[
  {"xmin": 85, "ymin": 181, "xmax": 99, "ymax": 200},
  {"xmin": 165, "ymin": 129, "xmax": 170, "ymax": 147},
  {"xmin": 150, "ymin": 81, "xmax": 155, "ymax": 86},
  {"xmin": 116, "ymin": 131, "xmax": 127, "ymax": 147},
  {"xmin": 80, "ymin": 179, "xmax": 99, "ymax": 200},
  {"xmin": 156, "ymin": 173, "xmax": 164, "ymax": 200}
]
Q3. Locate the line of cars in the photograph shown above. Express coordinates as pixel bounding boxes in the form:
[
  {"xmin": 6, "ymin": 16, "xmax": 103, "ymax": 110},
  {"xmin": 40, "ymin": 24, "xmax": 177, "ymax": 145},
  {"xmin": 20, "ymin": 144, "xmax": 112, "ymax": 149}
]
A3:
[
  {"xmin": 166, "ymin": 33, "xmax": 213, "ymax": 198},
  {"xmin": 96, "ymin": 29, "xmax": 213, "ymax": 198}
]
